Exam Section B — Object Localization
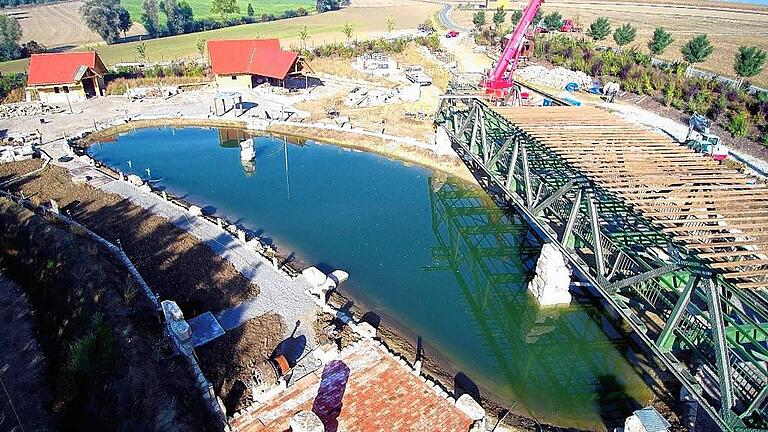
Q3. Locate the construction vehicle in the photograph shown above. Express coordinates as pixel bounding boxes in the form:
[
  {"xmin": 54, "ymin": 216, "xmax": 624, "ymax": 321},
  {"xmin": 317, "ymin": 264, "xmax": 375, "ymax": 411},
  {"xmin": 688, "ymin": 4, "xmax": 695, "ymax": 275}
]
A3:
[
  {"xmin": 483, "ymin": 0, "xmax": 543, "ymax": 101},
  {"xmin": 559, "ymin": 18, "xmax": 582, "ymax": 32},
  {"xmin": 685, "ymin": 112, "xmax": 729, "ymax": 161}
]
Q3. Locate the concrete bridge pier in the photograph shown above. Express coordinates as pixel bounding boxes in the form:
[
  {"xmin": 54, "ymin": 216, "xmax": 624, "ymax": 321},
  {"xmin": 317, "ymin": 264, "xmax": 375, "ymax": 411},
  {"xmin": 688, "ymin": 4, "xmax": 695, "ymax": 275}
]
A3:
[{"xmin": 527, "ymin": 243, "xmax": 572, "ymax": 307}]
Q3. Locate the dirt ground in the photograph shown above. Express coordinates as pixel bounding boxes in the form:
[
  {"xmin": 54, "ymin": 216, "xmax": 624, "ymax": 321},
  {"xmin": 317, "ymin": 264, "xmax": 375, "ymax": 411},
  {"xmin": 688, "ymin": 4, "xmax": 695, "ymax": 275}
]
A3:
[
  {"xmin": 0, "ymin": 196, "xmax": 220, "ymax": 430},
  {"xmin": 0, "ymin": 274, "xmax": 56, "ymax": 432},
  {"xmin": 197, "ymin": 313, "xmax": 286, "ymax": 415},
  {"xmin": 452, "ymin": 0, "xmax": 768, "ymax": 87},
  {"xmin": 2, "ymin": 0, "xmax": 146, "ymax": 49},
  {"xmin": 0, "ymin": 160, "xmax": 258, "ymax": 317}
]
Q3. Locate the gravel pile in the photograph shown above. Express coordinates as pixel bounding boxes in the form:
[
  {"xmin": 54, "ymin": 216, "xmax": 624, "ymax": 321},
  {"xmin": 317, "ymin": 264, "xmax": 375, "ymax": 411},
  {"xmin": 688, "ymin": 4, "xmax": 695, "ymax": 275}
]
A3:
[
  {"xmin": 0, "ymin": 101, "xmax": 59, "ymax": 119},
  {"xmin": 516, "ymin": 66, "xmax": 592, "ymax": 90}
]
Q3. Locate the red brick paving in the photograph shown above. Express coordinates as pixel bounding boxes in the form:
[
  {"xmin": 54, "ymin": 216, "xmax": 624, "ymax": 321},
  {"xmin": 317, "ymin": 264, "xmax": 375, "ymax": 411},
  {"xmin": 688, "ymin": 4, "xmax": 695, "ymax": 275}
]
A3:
[{"xmin": 232, "ymin": 339, "xmax": 473, "ymax": 432}]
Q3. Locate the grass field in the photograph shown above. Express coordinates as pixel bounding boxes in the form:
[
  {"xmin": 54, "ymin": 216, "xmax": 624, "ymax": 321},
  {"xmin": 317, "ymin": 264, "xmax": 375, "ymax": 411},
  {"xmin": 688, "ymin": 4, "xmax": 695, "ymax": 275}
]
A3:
[
  {"xmin": 453, "ymin": 0, "xmax": 768, "ymax": 87},
  {"xmin": 121, "ymin": 0, "xmax": 315, "ymax": 23},
  {"xmin": 0, "ymin": 1, "xmax": 439, "ymax": 73}
]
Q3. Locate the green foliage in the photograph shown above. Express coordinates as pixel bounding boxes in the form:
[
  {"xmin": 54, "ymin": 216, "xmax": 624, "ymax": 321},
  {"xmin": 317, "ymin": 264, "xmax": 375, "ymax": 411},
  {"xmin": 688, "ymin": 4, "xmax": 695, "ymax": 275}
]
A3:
[
  {"xmin": 0, "ymin": 73, "xmax": 25, "ymax": 101},
  {"xmin": 135, "ymin": 41, "xmax": 147, "ymax": 61},
  {"xmin": 316, "ymin": 0, "xmax": 339, "ymax": 12},
  {"xmin": 80, "ymin": 0, "xmax": 126, "ymax": 44},
  {"xmin": 247, "ymin": 2, "xmax": 255, "ymax": 16},
  {"xmin": 386, "ymin": 17, "xmax": 395, "ymax": 34},
  {"xmin": 210, "ymin": 0, "xmax": 239, "ymax": 20},
  {"xmin": 587, "ymin": 17, "xmax": 610, "ymax": 41},
  {"xmin": 542, "ymin": 12, "xmax": 563, "ymax": 31},
  {"xmin": 492, "ymin": 7, "xmax": 506, "ymax": 30},
  {"xmin": 298, "ymin": 25, "xmax": 309, "ymax": 48},
  {"xmin": 162, "ymin": 0, "xmax": 184, "ymax": 35},
  {"xmin": 709, "ymin": 94, "xmax": 728, "ymax": 120},
  {"xmin": 727, "ymin": 111, "xmax": 750, "ymax": 137},
  {"xmin": 510, "ymin": 9, "xmax": 522, "ymax": 25},
  {"xmin": 612, "ymin": 23, "xmax": 636, "ymax": 47},
  {"xmin": 0, "ymin": 14, "xmax": 22, "ymax": 60},
  {"xmin": 142, "ymin": 0, "xmax": 160, "ymax": 36},
  {"xmin": 195, "ymin": 38, "xmax": 206, "ymax": 57},
  {"xmin": 117, "ymin": 8, "xmax": 132, "ymax": 37},
  {"xmin": 681, "ymin": 34, "xmax": 713, "ymax": 65},
  {"xmin": 342, "ymin": 22, "xmax": 356, "ymax": 42},
  {"xmin": 734, "ymin": 46, "xmax": 767, "ymax": 79},
  {"xmin": 472, "ymin": 10, "xmax": 486, "ymax": 30},
  {"xmin": 648, "ymin": 27, "xmax": 673, "ymax": 55},
  {"xmin": 534, "ymin": 8, "xmax": 543, "ymax": 25}
]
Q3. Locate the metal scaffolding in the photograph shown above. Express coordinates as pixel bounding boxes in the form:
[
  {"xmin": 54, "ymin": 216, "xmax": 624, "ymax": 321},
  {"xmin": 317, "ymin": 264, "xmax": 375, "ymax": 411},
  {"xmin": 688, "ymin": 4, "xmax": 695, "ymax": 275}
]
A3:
[{"xmin": 435, "ymin": 94, "xmax": 768, "ymax": 432}]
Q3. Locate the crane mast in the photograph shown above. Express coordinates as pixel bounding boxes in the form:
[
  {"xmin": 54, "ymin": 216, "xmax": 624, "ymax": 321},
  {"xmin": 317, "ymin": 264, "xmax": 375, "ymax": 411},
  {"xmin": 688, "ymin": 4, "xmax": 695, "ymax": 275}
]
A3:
[{"xmin": 484, "ymin": 0, "xmax": 544, "ymax": 96}]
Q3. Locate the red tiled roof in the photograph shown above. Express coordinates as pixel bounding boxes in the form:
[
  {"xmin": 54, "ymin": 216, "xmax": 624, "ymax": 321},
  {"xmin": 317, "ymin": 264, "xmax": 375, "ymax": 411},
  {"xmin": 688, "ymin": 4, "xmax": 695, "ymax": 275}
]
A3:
[
  {"xmin": 207, "ymin": 39, "xmax": 298, "ymax": 80},
  {"xmin": 231, "ymin": 339, "xmax": 474, "ymax": 432},
  {"xmin": 27, "ymin": 52, "xmax": 102, "ymax": 86}
]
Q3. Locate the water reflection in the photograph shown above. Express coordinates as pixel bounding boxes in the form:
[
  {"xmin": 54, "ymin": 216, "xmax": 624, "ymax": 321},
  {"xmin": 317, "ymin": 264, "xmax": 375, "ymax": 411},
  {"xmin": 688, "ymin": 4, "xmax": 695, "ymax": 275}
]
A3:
[{"xmin": 427, "ymin": 177, "xmax": 648, "ymax": 427}]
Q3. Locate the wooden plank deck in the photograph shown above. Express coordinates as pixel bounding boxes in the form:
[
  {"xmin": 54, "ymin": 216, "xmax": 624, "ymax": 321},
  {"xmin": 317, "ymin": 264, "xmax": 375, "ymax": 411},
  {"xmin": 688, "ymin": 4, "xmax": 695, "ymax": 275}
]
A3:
[{"xmin": 492, "ymin": 105, "xmax": 768, "ymax": 289}]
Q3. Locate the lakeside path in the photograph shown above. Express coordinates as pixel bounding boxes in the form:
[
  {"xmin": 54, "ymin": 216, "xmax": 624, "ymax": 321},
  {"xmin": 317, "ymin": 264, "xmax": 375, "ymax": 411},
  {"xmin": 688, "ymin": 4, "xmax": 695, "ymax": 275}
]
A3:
[{"xmin": 43, "ymin": 140, "xmax": 319, "ymax": 342}]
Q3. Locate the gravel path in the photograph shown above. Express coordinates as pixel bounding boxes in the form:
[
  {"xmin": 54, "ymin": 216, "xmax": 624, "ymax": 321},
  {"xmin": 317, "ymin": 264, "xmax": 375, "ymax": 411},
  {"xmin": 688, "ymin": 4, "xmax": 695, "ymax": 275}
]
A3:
[{"xmin": 44, "ymin": 140, "xmax": 318, "ymax": 343}]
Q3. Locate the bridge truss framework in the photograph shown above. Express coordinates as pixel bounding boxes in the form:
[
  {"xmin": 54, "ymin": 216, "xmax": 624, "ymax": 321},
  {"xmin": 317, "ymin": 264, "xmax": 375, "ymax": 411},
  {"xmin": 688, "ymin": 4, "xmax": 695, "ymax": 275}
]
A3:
[{"xmin": 436, "ymin": 94, "xmax": 768, "ymax": 432}]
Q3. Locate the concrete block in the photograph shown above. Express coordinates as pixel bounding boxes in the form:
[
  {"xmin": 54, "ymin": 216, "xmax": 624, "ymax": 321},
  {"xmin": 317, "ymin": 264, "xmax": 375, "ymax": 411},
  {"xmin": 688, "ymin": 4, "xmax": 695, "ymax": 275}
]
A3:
[
  {"xmin": 189, "ymin": 205, "xmax": 203, "ymax": 217},
  {"xmin": 456, "ymin": 393, "xmax": 486, "ymax": 421}
]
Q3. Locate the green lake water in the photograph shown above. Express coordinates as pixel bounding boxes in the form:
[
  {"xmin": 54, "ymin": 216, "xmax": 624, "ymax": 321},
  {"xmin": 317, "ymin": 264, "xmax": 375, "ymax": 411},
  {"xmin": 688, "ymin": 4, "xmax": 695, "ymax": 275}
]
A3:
[{"xmin": 89, "ymin": 126, "xmax": 655, "ymax": 429}]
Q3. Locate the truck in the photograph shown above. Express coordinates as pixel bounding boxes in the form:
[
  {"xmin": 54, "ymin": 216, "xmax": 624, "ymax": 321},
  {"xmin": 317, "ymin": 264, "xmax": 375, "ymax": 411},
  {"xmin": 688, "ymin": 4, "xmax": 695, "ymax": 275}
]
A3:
[
  {"xmin": 405, "ymin": 65, "xmax": 433, "ymax": 86},
  {"xmin": 559, "ymin": 18, "xmax": 582, "ymax": 32}
]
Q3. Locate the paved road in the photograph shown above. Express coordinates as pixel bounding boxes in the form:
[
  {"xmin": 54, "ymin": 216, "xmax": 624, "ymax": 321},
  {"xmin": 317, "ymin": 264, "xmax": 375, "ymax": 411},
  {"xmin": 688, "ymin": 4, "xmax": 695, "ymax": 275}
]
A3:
[{"xmin": 436, "ymin": 3, "xmax": 468, "ymax": 31}]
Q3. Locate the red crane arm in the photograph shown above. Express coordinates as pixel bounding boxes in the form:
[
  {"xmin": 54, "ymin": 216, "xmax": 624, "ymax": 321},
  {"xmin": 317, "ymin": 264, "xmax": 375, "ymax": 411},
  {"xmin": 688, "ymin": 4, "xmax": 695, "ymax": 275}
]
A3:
[{"xmin": 485, "ymin": 0, "xmax": 544, "ymax": 90}]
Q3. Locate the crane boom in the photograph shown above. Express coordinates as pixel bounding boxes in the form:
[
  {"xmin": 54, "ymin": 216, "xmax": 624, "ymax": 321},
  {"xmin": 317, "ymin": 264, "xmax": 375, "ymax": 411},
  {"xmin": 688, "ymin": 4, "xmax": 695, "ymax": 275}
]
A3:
[{"xmin": 485, "ymin": 0, "xmax": 544, "ymax": 93}]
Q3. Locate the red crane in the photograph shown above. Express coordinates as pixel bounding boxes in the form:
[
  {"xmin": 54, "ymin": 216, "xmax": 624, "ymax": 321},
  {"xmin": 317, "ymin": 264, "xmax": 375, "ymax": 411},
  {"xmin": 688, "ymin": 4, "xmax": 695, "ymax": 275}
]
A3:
[{"xmin": 484, "ymin": 0, "xmax": 544, "ymax": 98}]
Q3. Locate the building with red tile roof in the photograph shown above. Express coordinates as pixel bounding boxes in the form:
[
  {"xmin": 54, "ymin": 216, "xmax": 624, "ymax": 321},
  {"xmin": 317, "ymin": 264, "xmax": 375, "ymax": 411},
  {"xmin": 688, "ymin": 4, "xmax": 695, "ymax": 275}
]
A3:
[
  {"xmin": 26, "ymin": 51, "xmax": 107, "ymax": 104},
  {"xmin": 207, "ymin": 39, "xmax": 309, "ymax": 89},
  {"xmin": 230, "ymin": 339, "xmax": 476, "ymax": 432}
]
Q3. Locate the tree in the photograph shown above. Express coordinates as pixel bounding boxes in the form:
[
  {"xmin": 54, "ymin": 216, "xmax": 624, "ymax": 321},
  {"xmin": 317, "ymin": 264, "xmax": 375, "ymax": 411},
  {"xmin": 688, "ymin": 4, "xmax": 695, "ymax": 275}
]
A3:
[
  {"xmin": 421, "ymin": 18, "xmax": 435, "ymax": 33},
  {"xmin": 533, "ymin": 8, "xmax": 543, "ymax": 25},
  {"xmin": 135, "ymin": 41, "xmax": 147, "ymax": 61},
  {"xmin": 342, "ymin": 22, "xmax": 356, "ymax": 43},
  {"xmin": 117, "ymin": 8, "xmax": 132, "ymax": 38},
  {"xmin": 316, "ymin": 0, "xmax": 340, "ymax": 12},
  {"xmin": 178, "ymin": 1, "xmax": 194, "ymax": 31},
  {"xmin": 510, "ymin": 9, "xmax": 522, "ymax": 25},
  {"xmin": 386, "ymin": 17, "xmax": 395, "ymax": 34},
  {"xmin": 681, "ymin": 34, "xmax": 713, "ymax": 65},
  {"xmin": 492, "ymin": 7, "xmax": 506, "ymax": 31},
  {"xmin": 162, "ymin": 0, "xmax": 183, "ymax": 35},
  {"xmin": 80, "ymin": 0, "xmax": 122, "ymax": 44},
  {"xmin": 734, "ymin": 46, "xmax": 767, "ymax": 82},
  {"xmin": 542, "ymin": 11, "xmax": 562, "ymax": 31},
  {"xmin": 612, "ymin": 23, "xmax": 636, "ymax": 47},
  {"xmin": 196, "ymin": 38, "xmax": 206, "ymax": 58},
  {"xmin": 648, "ymin": 27, "xmax": 673, "ymax": 55},
  {"xmin": 0, "ymin": 15, "xmax": 21, "ymax": 61},
  {"xmin": 247, "ymin": 2, "xmax": 254, "ymax": 16},
  {"xmin": 472, "ymin": 10, "xmax": 485, "ymax": 31},
  {"xmin": 298, "ymin": 25, "xmax": 309, "ymax": 49},
  {"xmin": 141, "ymin": 0, "xmax": 159, "ymax": 36},
  {"xmin": 211, "ymin": 0, "xmax": 239, "ymax": 21},
  {"xmin": 586, "ymin": 17, "xmax": 610, "ymax": 41}
]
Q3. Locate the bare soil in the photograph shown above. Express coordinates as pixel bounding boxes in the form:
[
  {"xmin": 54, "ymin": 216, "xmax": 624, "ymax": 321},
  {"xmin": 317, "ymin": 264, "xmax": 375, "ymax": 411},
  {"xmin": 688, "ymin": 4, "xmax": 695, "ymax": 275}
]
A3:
[
  {"xmin": 197, "ymin": 313, "xmax": 286, "ymax": 415},
  {"xmin": 0, "ymin": 160, "xmax": 259, "ymax": 316},
  {"xmin": 2, "ymin": 0, "xmax": 146, "ymax": 49},
  {"xmin": 0, "ymin": 196, "xmax": 219, "ymax": 431},
  {"xmin": 0, "ymin": 274, "xmax": 56, "ymax": 432}
]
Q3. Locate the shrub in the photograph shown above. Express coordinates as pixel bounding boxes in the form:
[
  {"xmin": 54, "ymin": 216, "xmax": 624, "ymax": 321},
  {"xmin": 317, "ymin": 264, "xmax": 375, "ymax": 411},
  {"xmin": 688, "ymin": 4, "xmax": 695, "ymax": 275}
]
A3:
[
  {"xmin": 709, "ymin": 94, "xmax": 728, "ymax": 120},
  {"xmin": 587, "ymin": 17, "xmax": 611, "ymax": 41},
  {"xmin": 727, "ymin": 111, "xmax": 750, "ymax": 137}
]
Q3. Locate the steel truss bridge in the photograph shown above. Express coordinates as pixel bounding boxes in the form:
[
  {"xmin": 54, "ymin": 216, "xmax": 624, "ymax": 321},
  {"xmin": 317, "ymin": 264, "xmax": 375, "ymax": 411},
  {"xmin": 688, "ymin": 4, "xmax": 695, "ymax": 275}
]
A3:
[{"xmin": 435, "ymin": 94, "xmax": 768, "ymax": 432}]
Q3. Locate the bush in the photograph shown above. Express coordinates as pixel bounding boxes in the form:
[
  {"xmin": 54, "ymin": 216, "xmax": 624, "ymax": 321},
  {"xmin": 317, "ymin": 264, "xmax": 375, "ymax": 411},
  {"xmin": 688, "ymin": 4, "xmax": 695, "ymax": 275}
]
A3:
[{"xmin": 727, "ymin": 111, "xmax": 751, "ymax": 137}]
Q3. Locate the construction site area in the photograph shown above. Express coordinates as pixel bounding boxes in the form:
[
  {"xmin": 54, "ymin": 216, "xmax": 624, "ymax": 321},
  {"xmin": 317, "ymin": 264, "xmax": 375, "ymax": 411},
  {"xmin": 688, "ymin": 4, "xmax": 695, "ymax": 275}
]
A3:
[{"xmin": 1, "ymin": 0, "xmax": 768, "ymax": 431}]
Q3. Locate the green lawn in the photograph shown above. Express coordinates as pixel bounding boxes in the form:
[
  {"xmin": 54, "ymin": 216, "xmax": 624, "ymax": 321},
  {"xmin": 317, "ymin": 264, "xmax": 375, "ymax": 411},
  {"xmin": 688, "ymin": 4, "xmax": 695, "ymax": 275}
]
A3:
[{"xmin": 121, "ymin": 0, "xmax": 315, "ymax": 23}]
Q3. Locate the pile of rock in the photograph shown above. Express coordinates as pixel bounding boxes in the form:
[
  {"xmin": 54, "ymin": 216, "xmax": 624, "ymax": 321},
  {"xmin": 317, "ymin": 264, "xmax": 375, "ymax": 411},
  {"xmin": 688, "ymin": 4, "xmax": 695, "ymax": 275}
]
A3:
[
  {"xmin": 516, "ymin": 66, "xmax": 592, "ymax": 90},
  {"xmin": 0, "ymin": 101, "xmax": 58, "ymax": 119}
]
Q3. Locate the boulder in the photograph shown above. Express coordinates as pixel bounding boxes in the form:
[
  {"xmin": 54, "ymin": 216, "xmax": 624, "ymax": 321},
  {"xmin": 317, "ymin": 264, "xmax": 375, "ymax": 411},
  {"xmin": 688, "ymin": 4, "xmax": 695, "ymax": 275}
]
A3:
[
  {"xmin": 289, "ymin": 411, "xmax": 324, "ymax": 432},
  {"xmin": 188, "ymin": 205, "xmax": 203, "ymax": 217},
  {"xmin": 127, "ymin": 174, "xmax": 143, "ymax": 186},
  {"xmin": 455, "ymin": 393, "xmax": 485, "ymax": 421}
]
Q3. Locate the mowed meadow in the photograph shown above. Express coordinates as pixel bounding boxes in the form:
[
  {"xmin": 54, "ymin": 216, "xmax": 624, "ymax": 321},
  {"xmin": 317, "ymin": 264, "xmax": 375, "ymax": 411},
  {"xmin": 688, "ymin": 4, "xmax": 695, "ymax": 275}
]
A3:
[
  {"xmin": 454, "ymin": 0, "xmax": 768, "ymax": 87},
  {"xmin": 0, "ymin": 0, "xmax": 440, "ymax": 73},
  {"xmin": 120, "ymin": 0, "xmax": 315, "ymax": 22}
]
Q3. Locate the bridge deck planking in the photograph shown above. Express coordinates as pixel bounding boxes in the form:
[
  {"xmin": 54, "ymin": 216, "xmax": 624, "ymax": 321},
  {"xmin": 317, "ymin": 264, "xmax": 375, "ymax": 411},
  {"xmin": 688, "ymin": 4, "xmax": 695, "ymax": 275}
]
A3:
[{"xmin": 490, "ymin": 105, "xmax": 768, "ymax": 290}]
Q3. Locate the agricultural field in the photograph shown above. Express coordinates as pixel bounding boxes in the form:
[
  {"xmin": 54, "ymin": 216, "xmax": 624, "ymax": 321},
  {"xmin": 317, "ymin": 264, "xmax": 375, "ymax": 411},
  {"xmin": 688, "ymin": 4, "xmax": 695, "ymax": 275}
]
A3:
[
  {"xmin": 452, "ymin": 0, "xmax": 768, "ymax": 87},
  {"xmin": 121, "ymin": 0, "xmax": 315, "ymax": 22},
  {"xmin": 0, "ymin": 0, "xmax": 439, "ymax": 73},
  {"xmin": 1, "ymin": 1, "xmax": 146, "ymax": 48}
]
